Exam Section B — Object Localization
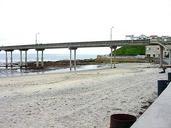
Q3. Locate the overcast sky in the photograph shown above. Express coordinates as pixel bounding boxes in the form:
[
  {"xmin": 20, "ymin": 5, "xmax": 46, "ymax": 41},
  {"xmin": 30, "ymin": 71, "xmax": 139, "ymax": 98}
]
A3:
[{"xmin": 0, "ymin": 0, "xmax": 171, "ymax": 54}]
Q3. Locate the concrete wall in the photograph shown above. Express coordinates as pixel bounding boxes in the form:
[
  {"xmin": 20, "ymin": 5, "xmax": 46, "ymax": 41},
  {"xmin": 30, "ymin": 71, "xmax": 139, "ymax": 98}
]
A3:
[{"xmin": 131, "ymin": 82, "xmax": 171, "ymax": 128}]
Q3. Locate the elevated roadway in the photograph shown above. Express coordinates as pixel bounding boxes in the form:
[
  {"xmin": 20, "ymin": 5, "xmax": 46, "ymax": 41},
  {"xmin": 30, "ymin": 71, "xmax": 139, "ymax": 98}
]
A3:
[{"xmin": 0, "ymin": 39, "xmax": 150, "ymax": 51}]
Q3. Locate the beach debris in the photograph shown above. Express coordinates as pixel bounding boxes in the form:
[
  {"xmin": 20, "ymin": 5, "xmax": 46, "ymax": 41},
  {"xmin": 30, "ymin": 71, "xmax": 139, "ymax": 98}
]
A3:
[{"xmin": 159, "ymin": 67, "xmax": 166, "ymax": 73}]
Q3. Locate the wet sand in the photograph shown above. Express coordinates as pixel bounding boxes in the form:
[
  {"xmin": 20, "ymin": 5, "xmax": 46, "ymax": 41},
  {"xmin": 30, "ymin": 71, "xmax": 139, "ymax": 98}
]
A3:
[{"xmin": 0, "ymin": 63, "xmax": 166, "ymax": 128}]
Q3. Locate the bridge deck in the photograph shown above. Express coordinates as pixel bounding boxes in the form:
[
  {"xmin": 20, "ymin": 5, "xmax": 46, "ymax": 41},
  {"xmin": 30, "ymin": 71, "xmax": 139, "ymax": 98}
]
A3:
[{"xmin": 0, "ymin": 39, "xmax": 150, "ymax": 51}]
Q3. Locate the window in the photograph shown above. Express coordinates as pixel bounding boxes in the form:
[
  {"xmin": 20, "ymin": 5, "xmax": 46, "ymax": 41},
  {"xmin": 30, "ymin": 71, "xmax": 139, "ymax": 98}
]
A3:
[
  {"xmin": 146, "ymin": 54, "xmax": 150, "ymax": 57},
  {"xmin": 146, "ymin": 47, "xmax": 151, "ymax": 50}
]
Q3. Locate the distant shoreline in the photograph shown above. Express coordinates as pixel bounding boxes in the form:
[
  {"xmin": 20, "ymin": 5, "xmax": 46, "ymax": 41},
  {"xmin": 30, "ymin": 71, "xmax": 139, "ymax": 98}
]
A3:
[
  {"xmin": 26, "ymin": 58, "xmax": 97, "ymax": 69},
  {"xmin": 0, "ymin": 56, "xmax": 149, "ymax": 70}
]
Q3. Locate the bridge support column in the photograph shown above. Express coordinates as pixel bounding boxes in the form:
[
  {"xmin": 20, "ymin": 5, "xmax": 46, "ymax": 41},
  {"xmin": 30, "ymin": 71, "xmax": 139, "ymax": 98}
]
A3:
[
  {"xmin": 10, "ymin": 50, "xmax": 13, "ymax": 68},
  {"xmin": 113, "ymin": 46, "xmax": 117, "ymax": 68},
  {"xmin": 5, "ymin": 51, "xmax": 8, "ymax": 68},
  {"xmin": 41, "ymin": 50, "xmax": 44, "ymax": 67},
  {"xmin": 110, "ymin": 46, "xmax": 117, "ymax": 68},
  {"xmin": 74, "ymin": 49, "xmax": 77, "ymax": 71},
  {"xmin": 5, "ymin": 50, "xmax": 14, "ymax": 68},
  {"xmin": 20, "ymin": 50, "xmax": 23, "ymax": 68},
  {"xmin": 36, "ymin": 50, "xmax": 39, "ymax": 67},
  {"xmin": 110, "ymin": 47, "xmax": 113, "ymax": 68},
  {"xmin": 69, "ymin": 47, "xmax": 77, "ymax": 71},
  {"xmin": 19, "ymin": 49, "xmax": 28, "ymax": 68},
  {"xmin": 25, "ymin": 50, "xmax": 28, "ymax": 67},
  {"xmin": 160, "ymin": 45, "xmax": 164, "ymax": 68},
  {"xmin": 36, "ymin": 49, "xmax": 45, "ymax": 68},
  {"xmin": 69, "ymin": 49, "xmax": 72, "ymax": 71}
]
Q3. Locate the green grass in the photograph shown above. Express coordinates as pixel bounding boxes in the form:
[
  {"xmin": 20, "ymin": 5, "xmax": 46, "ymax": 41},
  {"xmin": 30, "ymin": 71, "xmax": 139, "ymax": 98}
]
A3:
[{"xmin": 113, "ymin": 45, "xmax": 145, "ymax": 56}]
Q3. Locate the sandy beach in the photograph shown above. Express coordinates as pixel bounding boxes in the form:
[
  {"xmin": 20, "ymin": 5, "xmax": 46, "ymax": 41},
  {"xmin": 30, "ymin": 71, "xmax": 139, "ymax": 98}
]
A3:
[{"xmin": 0, "ymin": 63, "xmax": 167, "ymax": 128}]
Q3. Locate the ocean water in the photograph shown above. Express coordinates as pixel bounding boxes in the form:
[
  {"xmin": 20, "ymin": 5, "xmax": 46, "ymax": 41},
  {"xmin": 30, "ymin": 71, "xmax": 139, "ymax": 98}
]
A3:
[
  {"xmin": 0, "ymin": 53, "xmax": 97, "ymax": 63},
  {"xmin": 0, "ymin": 53, "xmax": 108, "ymax": 77},
  {"xmin": 0, "ymin": 64, "xmax": 109, "ymax": 78}
]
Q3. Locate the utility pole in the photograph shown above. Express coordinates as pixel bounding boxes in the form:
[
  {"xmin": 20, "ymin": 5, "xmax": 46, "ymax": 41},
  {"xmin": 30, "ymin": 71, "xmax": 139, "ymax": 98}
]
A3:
[
  {"xmin": 110, "ymin": 26, "xmax": 114, "ymax": 68},
  {"xmin": 110, "ymin": 26, "xmax": 114, "ymax": 40},
  {"xmin": 35, "ymin": 32, "xmax": 40, "ymax": 44}
]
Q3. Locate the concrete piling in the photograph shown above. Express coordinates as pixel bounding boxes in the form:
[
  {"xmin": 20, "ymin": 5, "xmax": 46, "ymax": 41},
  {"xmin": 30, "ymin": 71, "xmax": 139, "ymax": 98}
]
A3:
[
  {"xmin": 41, "ymin": 50, "xmax": 44, "ymax": 67},
  {"xmin": 5, "ymin": 50, "xmax": 14, "ymax": 68},
  {"xmin": 69, "ymin": 47, "xmax": 77, "ymax": 71},
  {"xmin": 10, "ymin": 51, "xmax": 13, "ymax": 68},
  {"xmin": 36, "ymin": 49, "xmax": 44, "ymax": 68},
  {"xmin": 110, "ymin": 47, "xmax": 113, "ymax": 68},
  {"xmin": 110, "ymin": 46, "xmax": 117, "ymax": 69},
  {"xmin": 36, "ymin": 50, "xmax": 39, "ymax": 67},
  {"xmin": 25, "ymin": 50, "xmax": 28, "ymax": 67},
  {"xmin": 19, "ymin": 49, "xmax": 28, "ymax": 68},
  {"xmin": 5, "ymin": 51, "xmax": 8, "ymax": 68},
  {"xmin": 70, "ymin": 49, "xmax": 72, "ymax": 71},
  {"xmin": 74, "ymin": 49, "xmax": 77, "ymax": 71},
  {"xmin": 20, "ymin": 50, "xmax": 23, "ymax": 68}
]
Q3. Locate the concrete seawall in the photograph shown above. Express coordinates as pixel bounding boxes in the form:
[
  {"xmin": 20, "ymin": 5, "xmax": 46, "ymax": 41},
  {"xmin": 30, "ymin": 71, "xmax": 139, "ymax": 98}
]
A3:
[{"xmin": 131, "ymin": 74, "xmax": 171, "ymax": 128}]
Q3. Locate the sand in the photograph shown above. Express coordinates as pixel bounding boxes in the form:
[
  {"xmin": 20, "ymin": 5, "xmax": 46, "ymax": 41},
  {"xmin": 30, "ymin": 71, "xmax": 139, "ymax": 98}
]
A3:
[{"xmin": 0, "ymin": 63, "xmax": 167, "ymax": 128}]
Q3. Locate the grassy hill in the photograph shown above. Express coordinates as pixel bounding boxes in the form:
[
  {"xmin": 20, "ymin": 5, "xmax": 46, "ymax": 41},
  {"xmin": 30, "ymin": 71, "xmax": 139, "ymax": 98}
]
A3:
[{"xmin": 113, "ymin": 45, "xmax": 145, "ymax": 56}]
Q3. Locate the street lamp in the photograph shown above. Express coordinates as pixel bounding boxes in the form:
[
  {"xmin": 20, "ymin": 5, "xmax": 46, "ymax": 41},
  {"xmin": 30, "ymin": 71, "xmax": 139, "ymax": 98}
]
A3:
[
  {"xmin": 110, "ymin": 26, "xmax": 115, "ymax": 68},
  {"xmin": 110, "ymin": 26, "xmax": 114, "ymax": 40},
  {"xmin": 35, "ymin": 32, "xmax": 40, "ymax": 44}
]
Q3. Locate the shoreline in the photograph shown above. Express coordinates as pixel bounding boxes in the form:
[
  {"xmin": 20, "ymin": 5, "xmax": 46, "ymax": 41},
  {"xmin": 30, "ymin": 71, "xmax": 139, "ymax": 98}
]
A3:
[
  {"xmin": 0, "ymin": 63, "xmax": 108, "ymax": 78},
  {"xmin": 0, "ymin": 56, "xmax": 149, "ymax": 78},
  {"xmin": 0, "ymin": 55, "xmax": 149, "ymax": 69}
]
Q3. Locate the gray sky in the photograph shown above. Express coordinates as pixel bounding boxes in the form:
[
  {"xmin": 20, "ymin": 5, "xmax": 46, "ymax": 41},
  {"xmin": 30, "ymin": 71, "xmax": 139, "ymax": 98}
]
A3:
[{"xmin": 0, "ymin": 0, "xmax": 171, "ymax": 54}]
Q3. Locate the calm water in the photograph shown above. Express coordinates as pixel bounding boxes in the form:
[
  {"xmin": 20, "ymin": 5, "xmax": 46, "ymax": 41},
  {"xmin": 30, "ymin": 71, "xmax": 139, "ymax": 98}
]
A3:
[
  {"xmin": 0, "ymin": 53, "xmax": 97, "ymax": 63},
  {"xmin": 0, "ymin": 54, "xmax": 108, "ymax": 77}
]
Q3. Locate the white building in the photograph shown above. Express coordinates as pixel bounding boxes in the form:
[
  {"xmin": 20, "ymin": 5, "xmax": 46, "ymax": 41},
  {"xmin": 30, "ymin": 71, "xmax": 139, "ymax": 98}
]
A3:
[{"xmin": 146, "ymin": 45, "xmax": 169, "ymax": 58}]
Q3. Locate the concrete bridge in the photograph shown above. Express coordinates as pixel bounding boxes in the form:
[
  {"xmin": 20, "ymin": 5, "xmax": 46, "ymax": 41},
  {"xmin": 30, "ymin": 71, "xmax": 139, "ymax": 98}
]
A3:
[{"xmin": 0, "ymin": 38, "xmax": 170, "ymax": 70}]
